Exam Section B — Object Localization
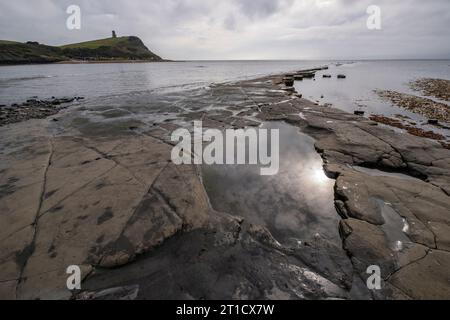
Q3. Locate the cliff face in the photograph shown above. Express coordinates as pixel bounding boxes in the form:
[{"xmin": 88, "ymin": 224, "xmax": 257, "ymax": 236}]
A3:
[{"xmin": 0, "ymin": 36, "xmax": 163, "ymax": 65}]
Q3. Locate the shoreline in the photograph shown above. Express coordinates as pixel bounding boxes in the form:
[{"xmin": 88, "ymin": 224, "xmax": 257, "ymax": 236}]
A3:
[
  {"xmin": 0, "ymin": 60, "xmax": 288, "ymax": 67},
  {"xmin": 2, "ymin": 58, "xmax": 449, "ymax": 67},
  {"xmin": 55, "ymin": 59, "xmax": 173, "ymax": 65},
  {"xmin": 0, "ymin": 59, "xmax": 173, "ymax": 67},
  {"xmin": 0, "ymin": 69, "xmax": 449, "ymax": 300}
]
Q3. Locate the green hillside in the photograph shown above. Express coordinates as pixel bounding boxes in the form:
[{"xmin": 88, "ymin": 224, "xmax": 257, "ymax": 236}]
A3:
[
  {"xmin": 0, "ymin": 40, "xmax": 20, "ymax": 45},
  {"xmin": 60, "ymin": 36, "xmax": 162, "ymax": 61},
  {"xmin": 0, "ymin": 41, "xmax": 65, "ymax": 65},
  {"xmin": 0, "ymin": 36, "xmax": 163, "ymax": 65}
]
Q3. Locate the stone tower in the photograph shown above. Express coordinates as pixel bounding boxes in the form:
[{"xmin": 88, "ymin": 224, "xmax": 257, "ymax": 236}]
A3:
[{"xmin": 112, "ymin": 30, "xmax": 117, "ymax": 38}]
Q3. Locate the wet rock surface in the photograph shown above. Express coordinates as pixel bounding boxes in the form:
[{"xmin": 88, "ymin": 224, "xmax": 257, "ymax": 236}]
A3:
[
  {"xmin": 0, "ymin": 71, "xmax": 449, "ymax": 300},
  {"xmin": 368, "ymin": 115, "xmax": 448, "ymax": 148},
  {"xmin": 255, "ymin": 80, "xmax": 450, "ymax": 299}
]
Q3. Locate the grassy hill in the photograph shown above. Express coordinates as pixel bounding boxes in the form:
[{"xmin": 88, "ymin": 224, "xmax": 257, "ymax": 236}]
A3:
[
  {"xmin": 60, "ymin": 36, "xmax": 162, "ymax": 61},
  {"xmin": 0, "ymin": 36, "xmax": 163, "ymax": 65},
  {"xmin": 0, "ymin": 40, "xmax": 20, "ymax": 45},
  {"xmin": 0, "ymin": 42, "xmax": 66, "ymax": 65},
  {"xmin": 61, "ymin": 36, "xmax": 136, "ymax": 49}
]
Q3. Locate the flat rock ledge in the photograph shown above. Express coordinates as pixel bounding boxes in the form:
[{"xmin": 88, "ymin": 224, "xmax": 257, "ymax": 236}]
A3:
[{"xmin": 0, "ymin": 73, "xmax": 449, "ymax": 300}]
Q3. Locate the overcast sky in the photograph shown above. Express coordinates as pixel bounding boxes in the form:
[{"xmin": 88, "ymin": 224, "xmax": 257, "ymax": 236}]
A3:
[{"xmin": 1, "ymin": 0, "xmax": 449, "ymax": 60}]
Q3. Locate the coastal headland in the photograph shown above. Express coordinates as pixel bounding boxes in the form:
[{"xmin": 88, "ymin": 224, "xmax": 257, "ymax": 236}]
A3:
[{"xmin": 0, "ymin": 36, "xmax": 163, "ymax": 65}]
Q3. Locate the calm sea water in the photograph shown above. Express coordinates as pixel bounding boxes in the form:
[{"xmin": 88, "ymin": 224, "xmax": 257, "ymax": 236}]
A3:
[
  {"xmin": 1, "ymin": 60, "xmax": 449, "ymax": 133},
  {"xmin": 0, "ymin": 60, "xmax": 325, "ymax": 105}
]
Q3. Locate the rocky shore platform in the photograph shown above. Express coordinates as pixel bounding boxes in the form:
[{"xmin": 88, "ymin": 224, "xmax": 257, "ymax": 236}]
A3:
[{"xmin": 0, "ymin": 71, "xmax": 449, "ymax": 300}]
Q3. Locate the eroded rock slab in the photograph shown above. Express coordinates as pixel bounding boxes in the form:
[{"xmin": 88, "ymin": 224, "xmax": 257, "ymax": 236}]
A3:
[{"xmin": 0, "ymin": 119, "xmax": 212, "ymax": 299}]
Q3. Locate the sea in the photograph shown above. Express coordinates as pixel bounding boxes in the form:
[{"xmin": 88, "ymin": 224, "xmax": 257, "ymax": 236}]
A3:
[{"xmin": 1, "ymin": 60, "xmax": 449, "ymax": 136}]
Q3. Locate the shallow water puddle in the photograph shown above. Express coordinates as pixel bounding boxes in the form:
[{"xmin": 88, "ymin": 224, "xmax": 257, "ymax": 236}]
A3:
[
  {"xmin": 201, "ymin": 121, "xmax": 341, "ymax": 245},
  {"xmin": 376, "ymin": 199, "xmax": 412, "ymax": 252}
]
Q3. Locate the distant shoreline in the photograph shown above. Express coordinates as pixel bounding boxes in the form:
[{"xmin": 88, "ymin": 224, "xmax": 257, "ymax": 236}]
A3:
[
  {"xmin": 0, "ymin": 59, "xmax": 173, "ymax": 67},
  {"xmin": 56, "ymin": 59, "xmax": 173, "ymax": 64},
  {"xmin": 2, "ymin": 58, "xmax": 450, "ymax": 67}
]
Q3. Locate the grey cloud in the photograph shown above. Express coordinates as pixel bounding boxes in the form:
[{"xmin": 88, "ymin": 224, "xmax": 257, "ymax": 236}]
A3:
[
  {"xmin": 235, "ymin": 0, "xmax": 293, "ymax": 19},
  {"xmin": 224, "ymin": 14, "xmax": 237, "ymax": 31},
  {"xmin": 0, "ymin": 0, "xmax": 449, "ymax": 60}
]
